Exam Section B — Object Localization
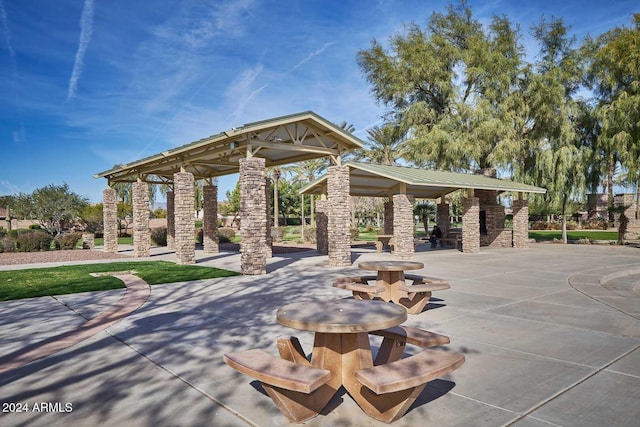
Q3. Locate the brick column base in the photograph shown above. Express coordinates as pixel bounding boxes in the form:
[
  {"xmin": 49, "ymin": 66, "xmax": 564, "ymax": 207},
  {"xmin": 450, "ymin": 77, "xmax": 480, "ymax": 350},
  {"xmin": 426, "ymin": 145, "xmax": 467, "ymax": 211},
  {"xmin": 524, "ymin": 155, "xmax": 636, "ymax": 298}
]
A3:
[
  {"xmin": 166, "ymin": 191, "xmax": 175, "ymax": 251},
  {"xmin": 462, "ymin": 197, "xmax": 480, "ymax": 253},
  {"xmin": 328, "ymin": 165, "xmax": 351, "ymax": 267},
  {"xmin": 513, "ymin": 199, "xmax": 529, "ymax": 248},
  {"xmin": 316, "ymin": 199, "xmax": 328, "ymax": 255},
  {"xmin": 133, "ymin": 181, "xmax": 150, "ymax": 258},
  {"xmin": 174, "ymin": 172, "xmax": 195, "ymax": 264},
  {"xmin": 203, "ymin": 185, "xmax": 219, "ymax": 253},
  {"xmin": 103, "ymin": 187, "xmax": 118, "ymax": 253},
  {"xmin": 437, "ymin": 203, "xmax": 450, "ymax": 237},
  {"xmin": 393, "ymin": 194, "xmax": 414, "ymax": 258},
  {"xmin": 240, "ymin": 157, "xmax": 267, "ymax": 275}
]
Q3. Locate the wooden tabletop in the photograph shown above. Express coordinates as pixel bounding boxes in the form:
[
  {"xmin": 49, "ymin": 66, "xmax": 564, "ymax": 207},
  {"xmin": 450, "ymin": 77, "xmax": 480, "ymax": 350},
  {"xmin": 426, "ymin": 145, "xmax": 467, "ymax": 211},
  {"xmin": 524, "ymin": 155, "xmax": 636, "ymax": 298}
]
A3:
[
  {"xmin": 277, "ymin": 299, "xmax": 407, "ymax": 333},
  {"xmin": 358, "ymin": 260, "xmax": 424, "ymax": 272}
]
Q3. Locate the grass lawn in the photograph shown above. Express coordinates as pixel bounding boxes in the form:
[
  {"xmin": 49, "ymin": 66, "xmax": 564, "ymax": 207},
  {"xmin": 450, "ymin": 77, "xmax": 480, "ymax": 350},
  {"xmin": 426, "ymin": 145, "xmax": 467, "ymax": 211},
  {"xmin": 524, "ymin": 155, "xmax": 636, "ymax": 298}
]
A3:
[
  {"xmin": 0, "ymin": 261, "xmax": 240, "ymax": 302},
  {"xmin": 94, "ymin": 236, "xmax": 134, "ymax": 246},
  {"xmin": 528, "ymin": 230, "xmax": 618, "ymax": 241}
]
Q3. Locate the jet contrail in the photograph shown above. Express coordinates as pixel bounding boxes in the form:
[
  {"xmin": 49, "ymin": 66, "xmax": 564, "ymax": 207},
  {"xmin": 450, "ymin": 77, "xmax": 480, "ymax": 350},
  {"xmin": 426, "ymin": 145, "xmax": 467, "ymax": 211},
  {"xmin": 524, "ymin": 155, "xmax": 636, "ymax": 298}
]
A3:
[{"xmin": 67, "ymin": 0, "xmax": 95, "ymax": 100}]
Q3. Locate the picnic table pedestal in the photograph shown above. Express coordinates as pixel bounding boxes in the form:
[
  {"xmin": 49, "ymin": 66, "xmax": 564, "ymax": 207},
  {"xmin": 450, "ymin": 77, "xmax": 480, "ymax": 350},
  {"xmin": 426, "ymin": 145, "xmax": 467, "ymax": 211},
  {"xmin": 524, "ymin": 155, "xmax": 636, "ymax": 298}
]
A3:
[{"xmin": 358, "ymin": 260, "xmax": 424, "ymax": 303}]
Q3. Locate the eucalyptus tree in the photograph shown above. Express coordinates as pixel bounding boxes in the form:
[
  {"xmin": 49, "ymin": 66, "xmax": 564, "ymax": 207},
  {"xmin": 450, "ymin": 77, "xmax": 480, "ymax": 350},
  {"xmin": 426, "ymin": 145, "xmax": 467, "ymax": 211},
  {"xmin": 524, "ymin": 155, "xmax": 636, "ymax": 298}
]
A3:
[
  {"xmin": 357, "ymin": 1, "xmax": 525, "ymax": 172},
  {"xmin": 526, "ymin": 18, "xmax": 587, "ymax": 243},
  {"xmin": 584, "ymin": 14, "xmax": 640, "ymax": 208}
]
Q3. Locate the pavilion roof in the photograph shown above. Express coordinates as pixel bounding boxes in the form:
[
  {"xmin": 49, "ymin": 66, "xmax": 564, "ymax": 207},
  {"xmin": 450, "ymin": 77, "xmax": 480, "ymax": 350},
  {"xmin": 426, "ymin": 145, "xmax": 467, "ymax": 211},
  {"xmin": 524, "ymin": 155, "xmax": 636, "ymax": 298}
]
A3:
[
  {"xmin": 300, "ymin": 162, "xmax": 546, "ymax": 199},
  {"xmin": 94, "ymin": 111, "xmax": 365, "ymax": 184}
]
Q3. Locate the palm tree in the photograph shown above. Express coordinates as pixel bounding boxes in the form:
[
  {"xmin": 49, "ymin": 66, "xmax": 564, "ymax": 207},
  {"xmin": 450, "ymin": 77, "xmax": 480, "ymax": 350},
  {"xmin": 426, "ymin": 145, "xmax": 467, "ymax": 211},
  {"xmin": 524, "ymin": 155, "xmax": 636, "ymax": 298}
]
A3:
[{"xmin": 354, "ymin": 124, "xmax": 407, "ymax": 166}]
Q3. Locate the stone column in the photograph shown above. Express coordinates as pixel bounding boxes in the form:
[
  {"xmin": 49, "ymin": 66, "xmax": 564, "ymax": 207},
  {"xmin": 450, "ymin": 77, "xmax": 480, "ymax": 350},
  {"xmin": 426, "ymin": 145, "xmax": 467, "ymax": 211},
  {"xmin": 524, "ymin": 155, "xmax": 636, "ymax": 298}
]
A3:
[
  {"xmin": 383, "ymin": 199, "xmax": 394, "ymax": 234},
  {"xmin": 203, "ymin": 184, "xmax": 219, "ymax": 253},
  {"xmin": 328, "ymin": 165, "xmax": 351, "ymax": 266},
  {"xmin": 132, "ymin": 181, "xmax": 150, "ymax": 258},
  {"xmin": 462, "ymin": 197, "xmax": 480, "ymax": 253},
  {"xmin": 174, "ymin": 172, "xmax": 195, "ymax": 264},
  {"xmin": 103, "ymin": 187, "xmax": 118, "ymax": 253},
  {"xmin": 437, "ymin": 202, "xmax": 450, "ymax": 237},
  {"xmin": 265, "ymin": 177, "xmax": 273, "ymax": 258},
  {"xmin": 316, "ymin": 198, "xmax": 328, "ymax": 255},
  {"xmin": 166, "ymin": 191, "xmax": 175, "ymax": 251},
  {"xmin": 392, "ymin": 194, "xmax": 414, "ymax": 258},
  {"xmin": 240, "ymin": 157, "xmax": 267, "ymax": 275},
  {"xmin": 513, "ymin": 198, "xmax": 529, "ymax": 248}
]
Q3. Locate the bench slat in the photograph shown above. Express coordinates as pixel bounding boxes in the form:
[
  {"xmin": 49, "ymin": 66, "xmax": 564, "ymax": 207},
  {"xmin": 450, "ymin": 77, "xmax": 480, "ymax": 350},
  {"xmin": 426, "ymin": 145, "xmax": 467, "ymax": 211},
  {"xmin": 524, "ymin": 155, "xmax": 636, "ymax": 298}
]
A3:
[
  {"xmin": 224, "ymin": 349, "xmax": 331, "ymax": 394},
  {"xmin": 370, "ymin": 326, "xmax": 450, "ymax": 348},
  {"xmin": 355, "ymin": 349, "xmax": 465, "ymax": 395},
  {"xmin": 404, "ymin": 274, "xmax": 449, "ymax": 285}
]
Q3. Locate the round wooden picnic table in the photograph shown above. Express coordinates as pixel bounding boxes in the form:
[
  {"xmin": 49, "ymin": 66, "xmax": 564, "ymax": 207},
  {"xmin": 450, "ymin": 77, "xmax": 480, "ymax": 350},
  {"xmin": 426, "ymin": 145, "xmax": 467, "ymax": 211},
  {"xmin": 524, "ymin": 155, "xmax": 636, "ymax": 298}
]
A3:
[
  {"xmin": 358, "ymin": 260, "xmax": 424, "ymax": 303},
  {"xmin": 276, "ymin": 299, "xmax": 407, "ymax": 418}
]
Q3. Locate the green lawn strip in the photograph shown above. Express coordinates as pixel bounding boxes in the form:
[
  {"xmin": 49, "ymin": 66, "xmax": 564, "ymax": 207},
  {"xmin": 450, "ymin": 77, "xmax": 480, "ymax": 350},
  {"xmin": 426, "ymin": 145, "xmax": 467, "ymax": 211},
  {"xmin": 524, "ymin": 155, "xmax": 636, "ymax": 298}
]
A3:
[
  {"xmin": 528, "ymin": 230, "xmax": 618, "ymax": 241},
  {"xmin": 0, "ymin": 261, "xmax": 240, "ymax": 302},
  {"xmin": 93, "ymin": 237, "xmax": 134, "ymax": 246}
]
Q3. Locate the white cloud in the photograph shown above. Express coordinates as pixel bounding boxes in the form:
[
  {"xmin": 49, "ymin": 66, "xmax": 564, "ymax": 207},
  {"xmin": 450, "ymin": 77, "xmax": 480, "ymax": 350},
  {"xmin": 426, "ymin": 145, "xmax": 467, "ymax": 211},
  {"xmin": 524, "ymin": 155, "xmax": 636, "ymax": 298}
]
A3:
[
  {"xmin": 0, "ymin": 0, "xmax": 14, "ymax": 58},
  {"xmin": 67, "ymin": 0, "xmax": 95, "ymax": 100}
]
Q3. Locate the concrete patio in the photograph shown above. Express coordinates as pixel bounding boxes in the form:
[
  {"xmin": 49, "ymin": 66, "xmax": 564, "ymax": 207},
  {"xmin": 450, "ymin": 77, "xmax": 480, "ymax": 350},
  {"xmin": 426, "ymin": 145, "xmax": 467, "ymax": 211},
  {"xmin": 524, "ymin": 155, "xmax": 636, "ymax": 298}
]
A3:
[{"xmin": 1, "ymin": 243, "xmax": 639, "ymax": 426}]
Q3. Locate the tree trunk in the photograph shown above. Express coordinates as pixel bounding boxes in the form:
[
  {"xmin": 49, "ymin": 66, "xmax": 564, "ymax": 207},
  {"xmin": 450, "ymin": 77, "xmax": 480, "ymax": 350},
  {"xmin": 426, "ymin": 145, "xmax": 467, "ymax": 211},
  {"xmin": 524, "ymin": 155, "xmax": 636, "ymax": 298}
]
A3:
[{"xmin": 561, "ymin": 195, "xmax": 568, "ymax": 244}]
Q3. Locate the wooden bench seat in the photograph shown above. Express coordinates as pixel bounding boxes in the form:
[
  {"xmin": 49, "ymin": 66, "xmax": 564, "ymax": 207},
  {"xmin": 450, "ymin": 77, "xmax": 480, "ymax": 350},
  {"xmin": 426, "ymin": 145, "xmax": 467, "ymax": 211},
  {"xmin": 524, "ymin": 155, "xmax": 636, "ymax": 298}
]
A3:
[
  {"xmin": 370, "ymin": 325, "xmax": 451, "ymax": 364},
  {"xmin": 224, "ymin": 349, "xmax": 332, "ymax": 422},
  {"xmin": 224, "ymin": 349, "xmax": 331, "ymax": 393},
  {"xmin": 398, "ymin": 282, "xmax": 451, "ymax": 293},
  {"xmin": 396, "ymin": 275, "xmax": 451, "ymax": 314},
  {"xmin": 439, "ymin": 235, "xmax": 461, "ymax": 248},
  {"xmin": 354, "ymin": 349, "xmax": 465, "ymax": 423},
  {"xmin": 370, "ymin": 326, "xmax": 450, "ymax": 348},
  {"xmin": 403, "ymin": 274, "xmax": 449, "ymax": 286},
  {"xmin": 333, "ymin": 276, "xmax": 385, "ymax": 300}
]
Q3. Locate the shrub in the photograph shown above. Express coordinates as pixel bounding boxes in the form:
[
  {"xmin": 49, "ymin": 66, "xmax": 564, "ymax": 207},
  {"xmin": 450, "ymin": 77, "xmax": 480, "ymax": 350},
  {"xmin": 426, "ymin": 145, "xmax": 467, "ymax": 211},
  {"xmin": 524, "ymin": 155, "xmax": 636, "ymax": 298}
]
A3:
[
  {"xmin": 54, "ymin": 232, "xmax": 82, "ymax": 250},
  {"xmin": 303, "ymin": 225, "xmax": 316, "ymax": 243},
  {"xmin": 16, "ymin": 232, "xmax": 53, "ymax": 252},
  {"xmin": 350, "ymin": 227, "xmax": 359, "ymax": 240},
  {"xmin": 29, "ymin": 224, "xmax": 42, "ymax": 230},
  {"xmin": 150, "ymin": 227, "xmax": 168, "ymax": 246},
  {"xmin": 566, "ymin": 221, "xmax": 579, "ymax": 230},
  {"xmin": 0, "ymin": 236, "xmax": 17, "ymax": 253},
  {"xmin": 218, "ymin": 227, "xmax": 236, "ymax": 243},
  {"xmin": 530, "ymin": 221, "xmax": 547, "ymax": 230},
  {"xmin": 583, "ymin": 217, "xmax": 609, "ymax": 230},
  {"xmin": 271, "ymin": 227, "xmax": 284, "ymax": 242}
]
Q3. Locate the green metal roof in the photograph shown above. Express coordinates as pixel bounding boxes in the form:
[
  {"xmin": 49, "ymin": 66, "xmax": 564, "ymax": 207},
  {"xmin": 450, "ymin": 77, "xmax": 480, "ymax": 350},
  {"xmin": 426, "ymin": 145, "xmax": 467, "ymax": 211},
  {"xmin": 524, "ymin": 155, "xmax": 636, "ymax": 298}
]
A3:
[
  {"xmin": 300, "ymin": 162, "xmax": 546, "ymax": 199},
  {"xmin": 94, "ymin": 111, "xmax": 365, "ymax": 184}
]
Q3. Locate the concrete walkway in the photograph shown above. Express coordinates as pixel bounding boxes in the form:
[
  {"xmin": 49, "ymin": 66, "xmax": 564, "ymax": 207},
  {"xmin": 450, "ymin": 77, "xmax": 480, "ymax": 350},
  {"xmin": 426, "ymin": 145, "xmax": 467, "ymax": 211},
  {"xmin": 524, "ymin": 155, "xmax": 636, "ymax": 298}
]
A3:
[{"xmin": 0, "ymin": 243, "xmax": 639, "ymax": 426}]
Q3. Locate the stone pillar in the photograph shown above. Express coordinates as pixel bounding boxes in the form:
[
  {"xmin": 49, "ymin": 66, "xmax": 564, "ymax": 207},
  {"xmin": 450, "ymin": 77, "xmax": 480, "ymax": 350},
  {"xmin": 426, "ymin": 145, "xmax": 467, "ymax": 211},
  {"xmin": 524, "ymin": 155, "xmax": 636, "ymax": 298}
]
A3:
[
  {"xmin": 132, "ymin": 181, "xmax": 150, "ymax": 258},
  {"xmin": 265, "ymin": 177, "xmax": 273, "ymax": 258},
  {"xmin": 462, "ymin": 197, "xmax": 480, "ymax": 253},
  {"xmin": 513, "ymin": 199, "xmax": 529, "ymax": 248},
  {"xmin": 328, "ymin": 165, "xmax": 351, "ymax": 266},
  {"xmin": 174, "ymin": 172, "xmax": 195, "ymax": 264},
  {"xmin": 316, "ymin": 198, "xmax": 328, "ymax": 255},
  {"xmin": 383, "ymin": 199, "xmax": 394, "ymax": 234},
  {"xmin": 392, "ymin": 194, "xmax": 415, "ymax": 258},
  {"xmin": 587, "ymin": 193, "xmax": 608, "ymax": 219},
  {"xmin": 437, "ymin": 202, "xmax": 450, "ymax": 237},
  {"xmin": 240, "ymin": 157, "xmax": 267, "ymax": 275},
  {"xmin": 166, "ymin": 191, "xmax": 175, "ymax": 251},
  {"xmin": 614, "ymin": 194, "xmax": 636, "ymax": 225},
  {"xmin": 203, "ymin": 184, "xmax": 219, "ymax": 253},
  {"xmin": 82, "ymin": 233, "xmax": 95, "ymax": 249},
  {"xmin": 103, "ymin": 187, "xmax": 118, "ymax": 253}
]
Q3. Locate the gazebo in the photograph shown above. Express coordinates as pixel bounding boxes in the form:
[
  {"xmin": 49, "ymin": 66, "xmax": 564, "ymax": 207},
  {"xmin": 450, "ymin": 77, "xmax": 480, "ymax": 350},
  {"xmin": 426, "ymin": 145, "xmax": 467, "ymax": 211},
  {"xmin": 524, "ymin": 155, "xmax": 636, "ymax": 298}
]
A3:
[
  {"xmin": 300, "ymin": 162, "xmax": 546, "ymax": 255},
  {"xmin": 94, "ymin": 111, "xmax": 364, "ymax": 274}
]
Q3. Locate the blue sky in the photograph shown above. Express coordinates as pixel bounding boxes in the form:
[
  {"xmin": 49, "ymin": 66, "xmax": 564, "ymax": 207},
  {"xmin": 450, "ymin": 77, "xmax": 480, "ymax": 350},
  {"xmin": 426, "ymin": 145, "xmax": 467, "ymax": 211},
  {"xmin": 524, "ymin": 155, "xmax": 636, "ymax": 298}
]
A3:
[{"xmin": 1, "ymin": 0, "xmax": 637, "ymax": 203}]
